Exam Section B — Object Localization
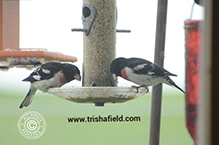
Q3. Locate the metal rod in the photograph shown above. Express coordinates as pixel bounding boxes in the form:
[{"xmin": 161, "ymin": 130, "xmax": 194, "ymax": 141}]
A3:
[
  {"xmin": 149, "ymin": 0, "xmax": 168, "ymax": 145},
  {"xmin": 116, "ymin": 29, "xmax": 131, "ymax": 33},
  {"xmin": 71, "ymin": 28, "xmax": 130, "ymax": 33},
  {"xmin": 71, "ymin": 28, "xmax": 87, "ymax": 32},
  {"xmin": 190, "ymin": 2, "xmax": 195, "ymax": 20}
]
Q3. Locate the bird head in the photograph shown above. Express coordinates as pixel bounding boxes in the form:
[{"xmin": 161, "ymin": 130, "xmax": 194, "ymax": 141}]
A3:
[
  {"xmin": 62, "ymin": 63, "xmax": 81, "ymax": 82},
  {"xmin": 109, "ymin": 57, "xmax": 126, "ymax": 78},
  {"xmin": 108, "ymin": 57, "xmax": 126, "ymax": 86}
]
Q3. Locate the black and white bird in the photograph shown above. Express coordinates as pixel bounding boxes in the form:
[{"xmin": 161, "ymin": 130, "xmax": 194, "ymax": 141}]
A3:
[
  {"xmin": 109, "ymin": 57, "xmax": 184, "ymax": 93},
  {"xmin": 19, "ymin": 62, "xmax": 81, "ymax": 108}
]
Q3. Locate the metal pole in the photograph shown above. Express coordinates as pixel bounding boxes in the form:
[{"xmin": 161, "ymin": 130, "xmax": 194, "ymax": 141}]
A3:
[{"xmin": 149, "ymin": 0, "xmax": 168, "ymax": 145}]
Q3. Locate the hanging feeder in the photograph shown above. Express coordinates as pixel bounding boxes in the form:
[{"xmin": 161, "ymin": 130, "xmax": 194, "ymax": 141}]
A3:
[
  {"xmin": 184, "ymin": 20, "xmax": 202, "ymax": 145},
  {"xmin": 49, "ymin": 0, "xmax": 148, "ymax": 106}
]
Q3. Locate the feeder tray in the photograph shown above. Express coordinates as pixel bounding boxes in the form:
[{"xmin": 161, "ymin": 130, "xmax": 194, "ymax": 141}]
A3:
[
  {"xmin": 48, "ymin": 87, "xmax": 148, "ymax": 106},
  {"xmin": 0, "ymin": 48, "xmax": 78, "ymax": 69}
]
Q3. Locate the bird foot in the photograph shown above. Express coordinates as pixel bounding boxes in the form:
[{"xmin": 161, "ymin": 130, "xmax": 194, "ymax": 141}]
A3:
[
  {"xmin": 131, "ymin": 85, "xmax": 149, "ymax": 93},
  {"xmin": 131, "ymin": 86, "xmax": 140, "ymax": 93}
]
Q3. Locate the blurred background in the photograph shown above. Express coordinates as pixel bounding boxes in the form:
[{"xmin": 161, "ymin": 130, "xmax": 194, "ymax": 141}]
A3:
[{"xmin": 0, "ymin": 0, "xmax": 203, "ymax": 144}]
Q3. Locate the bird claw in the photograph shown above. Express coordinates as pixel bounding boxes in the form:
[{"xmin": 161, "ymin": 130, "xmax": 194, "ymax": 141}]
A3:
[
  {"xmin": 131, "ymin": 85, "xmax": 149, "ymax": 93},
  {"xmin": 131, "ymin": 86, "xmax": 139, "ymax": 93}
]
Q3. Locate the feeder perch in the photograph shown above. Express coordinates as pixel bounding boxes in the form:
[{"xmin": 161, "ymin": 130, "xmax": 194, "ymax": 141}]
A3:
[{"xmin": 49, "ymin": 0, "xmax": 147, "ymax": 106}]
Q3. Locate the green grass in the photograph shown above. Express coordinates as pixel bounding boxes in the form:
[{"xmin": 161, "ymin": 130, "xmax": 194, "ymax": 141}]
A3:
[{"xmin": 0, "ymin": 90, "xmax": 193, "ymax": 145}]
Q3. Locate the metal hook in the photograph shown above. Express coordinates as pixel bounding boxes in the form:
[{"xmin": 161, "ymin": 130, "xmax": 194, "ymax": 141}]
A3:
[
  {"xmin": 71, "ymin": 2, "xmax": 96, "ymax": 36},
  {"xmin": 72, "ymin": 3, "xmax": 131, "ymax": 35},
  {"xmin": 190, "ymin": 2, "xmax": 195, "ymax": 19},
  {"xmin": 82, "ymin": 2, "xmax": 97, "ymax": 36}
]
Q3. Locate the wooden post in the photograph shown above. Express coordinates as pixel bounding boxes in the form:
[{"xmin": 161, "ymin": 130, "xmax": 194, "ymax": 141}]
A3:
[
  {"xmin": 202, "ymin": 0, "xmax": 219, "ymax": 144},
  {"xmin": 0, "ymin": 0, "xmax": 19, "ymax": 51},
  {"xmin": 149, "ymin": 0, "xmax": 168, "ymax": 145}
]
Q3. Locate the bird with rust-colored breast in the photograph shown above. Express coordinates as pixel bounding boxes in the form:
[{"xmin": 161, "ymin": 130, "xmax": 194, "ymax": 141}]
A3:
[
  {"xmin": 19, "ymin": 62, "xmax": 81, "ymax": 108},
  {"xmin": 108, "ymin": 57, "xmax": 184, "ymax": 93}
]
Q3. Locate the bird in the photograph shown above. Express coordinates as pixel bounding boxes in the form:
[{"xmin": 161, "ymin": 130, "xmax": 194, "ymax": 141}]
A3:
[
  {"xmin": 19, "ymin": 62, "xmax": 81, "ymax": 108},
  {"xmin": 108, "ymin": 57, "xmax": 185, "ymax": 93}
]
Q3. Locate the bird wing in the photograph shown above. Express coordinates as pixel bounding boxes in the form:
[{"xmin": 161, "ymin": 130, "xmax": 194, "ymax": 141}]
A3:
[
  {"xmin": 22, "ymin": 62, "xmax": 63, "ymax": 83},
  {"xmin": 127, "ymin": 58, "xmax": 177, "ymax": 77}
]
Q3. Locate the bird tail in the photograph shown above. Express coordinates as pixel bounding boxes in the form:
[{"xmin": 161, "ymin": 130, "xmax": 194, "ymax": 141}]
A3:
[
  {"xmin": 19, "ymin": 85, "xmax": 37, "ymax": 109},
  {"xmin": 165, "ymin": 76, "xmax": 185, "ymax": 93}
]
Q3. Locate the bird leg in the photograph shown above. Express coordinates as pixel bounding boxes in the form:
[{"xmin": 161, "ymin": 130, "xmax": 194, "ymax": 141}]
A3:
[{"xmin": 131, "ymin": 85, "xmax": 149, "ymax": 93}]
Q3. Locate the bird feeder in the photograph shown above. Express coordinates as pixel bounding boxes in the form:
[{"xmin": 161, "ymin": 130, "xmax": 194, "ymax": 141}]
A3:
[
  {"xmin": 48, "ymin": 0, "xmax": 148, "ymax": 106},
  {"xmin": 0, "ymin": 1, "xmax": 77, "ymax": 69},
  {"xmin": 184, "ymin": 20, "xmax": 202, "ymax": 144}
]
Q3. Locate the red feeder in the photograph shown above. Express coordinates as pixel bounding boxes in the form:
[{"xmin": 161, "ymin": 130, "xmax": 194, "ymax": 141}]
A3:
[{"xmin": 184, "ymin": 20, "xmax": 202, "ymax": 144}]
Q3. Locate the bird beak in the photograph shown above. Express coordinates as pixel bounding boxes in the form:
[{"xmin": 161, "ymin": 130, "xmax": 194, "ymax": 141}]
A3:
[
  {"xmin": 112, "ymin": 73, "xmax": 117, "ymax": 80},
  {"xmin": 74, "ymin": 74, "xmax": 81, "ymax": 81},
  {"xmin": 107, "ymin": 66, "xmax": 117, "ymax": 86}
]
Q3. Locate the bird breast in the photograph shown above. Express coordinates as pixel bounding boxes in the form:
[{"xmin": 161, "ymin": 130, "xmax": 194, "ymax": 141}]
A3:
[
  {"xmin": 32, "ymin": 71, "xmax": 66, "ymax": 92},
  {"xmin": 59, "ymin": 73, "xmax": 67, "ymax": 86}
]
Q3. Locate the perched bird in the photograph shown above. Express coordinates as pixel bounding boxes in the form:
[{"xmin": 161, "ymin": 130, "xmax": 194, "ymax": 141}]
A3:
[
  {"xmin": 19, "ymin": 62, "xmax": 81, "ymax": 108},
  {"xmin": 108, "ymin": 57, "xmax": 185, "ymax": 93}
]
